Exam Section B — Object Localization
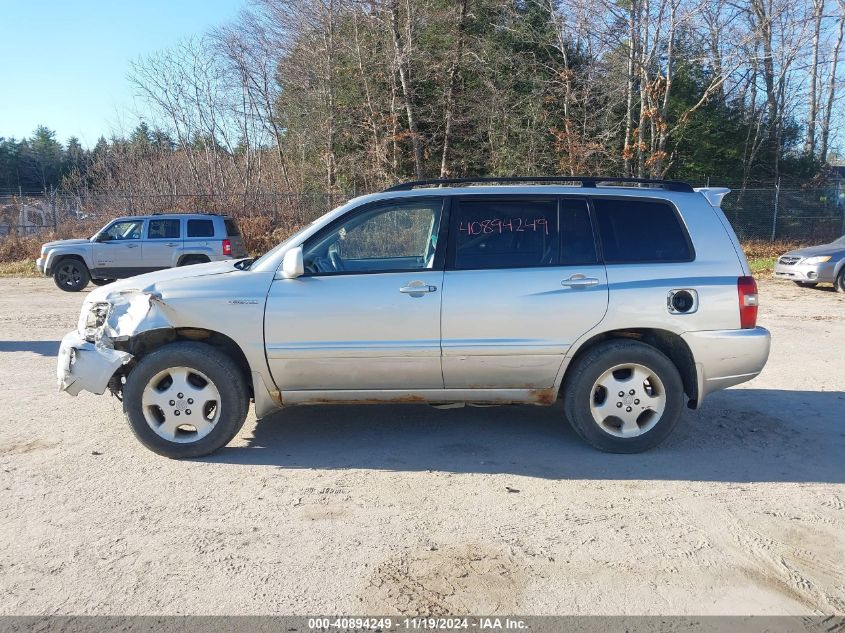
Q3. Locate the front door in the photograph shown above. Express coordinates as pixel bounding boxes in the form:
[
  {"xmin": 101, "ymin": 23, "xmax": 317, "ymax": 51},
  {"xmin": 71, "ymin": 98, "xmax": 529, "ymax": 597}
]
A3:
[
  {"xmin": 91, "ymin": 219, "xmax": 145, "ymax": 277},
  {"xmin": 265, "ymin": 197, "xmax": 446, "ymax": 391},
  {"xmin": 143, "ymin": 218, "xmax": 182, "ymax": 269},
  {"xmin": 441, "ymin": 196, "xmax": 609, "ymax": 389}
]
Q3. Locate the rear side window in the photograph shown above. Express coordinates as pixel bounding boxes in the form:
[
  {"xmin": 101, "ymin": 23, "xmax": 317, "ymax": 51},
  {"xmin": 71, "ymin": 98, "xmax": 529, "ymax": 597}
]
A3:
[
  {"xmin": 593, "ymin": 198, "xmax": 693, "ymax": 263},
  {"xmin": 147, "ymin": 219, "xmax": 180, "ymax": 239},
  {"xmin": 187, "ymin": 219, "xmax": 215, "ymax": 238},
  {"xmin": 452, "ymin": 199, "xmax": 558, "ymax": 269},
  {"xmin": 560, "ymin": 199, "xmax": 598, "ymax": 265},
  {"xmin": 224, "ymin": 218, "xmax": 241, "ymax": 237}
]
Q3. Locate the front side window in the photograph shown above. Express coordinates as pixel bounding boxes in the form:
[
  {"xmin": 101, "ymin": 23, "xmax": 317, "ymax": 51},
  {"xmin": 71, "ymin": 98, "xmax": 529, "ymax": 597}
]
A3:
[
  {"xmin": 147, "ymin": 219, "xmax": 180, "ymax": 239},
  {"xmin": 451, "ymin": 199, "xmax": 558, "ymax": 270},
  {"xmin": 303, "ymin": 199, "xmax": 443, "ymax": 274},
  {"xmin": 594, "ymin": 198, "xmax": 693, "ymax": 263},
  {"xmin": 187, "ymin": 219, "xmax": 215, "ymax": 238},
  {"xmin": 100, "ymin": 220, "xmax": 144, "ymax": 241}
]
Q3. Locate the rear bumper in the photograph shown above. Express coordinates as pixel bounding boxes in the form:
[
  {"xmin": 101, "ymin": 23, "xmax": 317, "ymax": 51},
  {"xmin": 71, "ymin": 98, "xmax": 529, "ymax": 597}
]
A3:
[
  {"xmin": 773, "ymin": 261, "xmax": 835, "ymax": 283},
  {"xmin": 57, "ymin": 331, "xmax": 132, "ymax": 396},
  {"xmin": 682, "ymin": 327, "xmax": 771, "ymax": 406}
]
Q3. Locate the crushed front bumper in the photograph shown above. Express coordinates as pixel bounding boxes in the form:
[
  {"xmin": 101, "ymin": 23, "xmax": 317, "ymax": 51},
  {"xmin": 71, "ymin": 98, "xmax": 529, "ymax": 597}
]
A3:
[
  {"xmin": 57, "ymin": 331, "xmax": 132, "ymax": 396},
  {"xmin": 36, "ymin": 257, "xmax": 45, "ymax": 275},
  {"xmin": 682, "ymin": 327, "xmax": 771, "ymax": 406}
]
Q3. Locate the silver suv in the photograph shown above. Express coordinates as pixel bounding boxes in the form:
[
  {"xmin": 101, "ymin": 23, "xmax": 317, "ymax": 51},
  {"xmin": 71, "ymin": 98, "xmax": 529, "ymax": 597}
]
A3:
[
  {"xmin": 56, "ymin": 177, "xmax": 771, "ymax": 457},
  {"xmin": 37, "ymin": 213, "xmax": 246, "ymax": 291}
]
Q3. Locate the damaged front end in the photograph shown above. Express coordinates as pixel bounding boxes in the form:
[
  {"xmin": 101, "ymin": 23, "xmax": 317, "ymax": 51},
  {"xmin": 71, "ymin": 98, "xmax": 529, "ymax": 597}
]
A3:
[{"xmin": 57, "ymin": 290, "xmax": 174, "ymax": 396}]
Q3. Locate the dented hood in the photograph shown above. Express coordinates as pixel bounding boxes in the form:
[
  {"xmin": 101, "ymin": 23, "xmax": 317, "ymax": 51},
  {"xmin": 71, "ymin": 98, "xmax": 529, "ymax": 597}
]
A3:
[{"xmin": 87, "ymin": 260, "xmax": 241, "ymax": 302}]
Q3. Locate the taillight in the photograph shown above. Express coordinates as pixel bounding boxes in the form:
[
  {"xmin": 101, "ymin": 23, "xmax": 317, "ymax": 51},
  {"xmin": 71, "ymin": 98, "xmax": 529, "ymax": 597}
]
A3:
[
  {"xmin": 737, "ymin": 276, "xmax": 758, "ymax": 329},
  {"xmin": 222, "ymin": 238, "xmax": 232, "ymax": 256}
]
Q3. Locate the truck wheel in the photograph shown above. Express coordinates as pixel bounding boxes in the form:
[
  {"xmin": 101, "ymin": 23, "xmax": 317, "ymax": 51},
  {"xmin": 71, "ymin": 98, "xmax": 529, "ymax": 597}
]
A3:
[
  {"xmin": 179, "ymin": 256, "xmax": 209, "ymax": 266},
  {"xmin": 562, "ymin": 340, "xmax": 685, "ymax": 453},
  {"xmin": 836, "ymin": 268, "xmax": 845, "ymax": 294},
  {"xmin": 122, "ymin": 342, "xmax": 250, "ymax": 458},
  {"xmin": 53, "ymin": 259, "xmax": 90, "ymax": 292}
]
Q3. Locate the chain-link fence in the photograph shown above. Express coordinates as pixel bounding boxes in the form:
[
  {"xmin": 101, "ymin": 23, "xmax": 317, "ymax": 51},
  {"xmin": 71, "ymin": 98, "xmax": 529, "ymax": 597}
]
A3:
[{"xmin": 2, "ymin": 186, "xmax": 844, "ymax": 248}]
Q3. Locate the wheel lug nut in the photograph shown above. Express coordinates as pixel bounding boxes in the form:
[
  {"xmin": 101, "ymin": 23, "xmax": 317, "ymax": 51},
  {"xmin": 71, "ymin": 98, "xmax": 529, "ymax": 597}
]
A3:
[
  {"xmin": 174, "ymin": 410, "xmax": 181, "ymax": 416},
  {"xmin": 177, "ymin": 392, "xmax": 184, "ymax": 398},
  {"xmin": 626, "ymin": 406, "xmax": 632, "ymax": 412},
  {"xmin": 186, "ymin": 409, "xmax": 192, "ymax": 415},
  {"xmin": 618, "ymin": 391, "xmax": 624, "ymax": 397},
  {"xmin": 629, "ymin": 390, "xmax": 635, "ymax": 395},
  {"xmin": 169, "ymin": 400, "xmax": 175, "ymax": 406},
  {"xmin": 616, "ymin": 402, "xmax": 623, "ymax": 408},
  {"xmin": 187, "ymin": 398, "xmax": 194, "ymax": 405},
  {"xmin": 634, "ymin": 399, "xmax": 640, "ymax": 405}
]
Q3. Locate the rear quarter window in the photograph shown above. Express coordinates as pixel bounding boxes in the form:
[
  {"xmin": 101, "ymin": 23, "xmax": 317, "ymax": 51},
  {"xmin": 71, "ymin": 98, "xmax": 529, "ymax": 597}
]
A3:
[
  {"xmin": 187, "ymin": 219, "xmax": 215, "ymax": 238},
  {"xmin": 224, "ymin": 219, "xmax": 241, "ymax": 237},
  {"xmin": 593, "ymin": 198, "xmax": 693, "ymax": 263}
]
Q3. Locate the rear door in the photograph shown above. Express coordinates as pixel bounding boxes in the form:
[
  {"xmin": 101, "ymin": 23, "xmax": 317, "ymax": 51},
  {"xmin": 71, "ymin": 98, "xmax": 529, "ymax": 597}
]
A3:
[
  {"xmin": 143, "ymin": 218, "xmax": 182, "ymax": 269},
  {"xmin": 440, "ymin": 196, "xmax": 609, "ymax": 389}
]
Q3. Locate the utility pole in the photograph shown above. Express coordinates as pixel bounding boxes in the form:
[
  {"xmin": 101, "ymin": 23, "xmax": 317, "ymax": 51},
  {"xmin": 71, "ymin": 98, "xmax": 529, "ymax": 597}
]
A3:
[{"xmin": 771, "ymin": 177, "xmax": 781, "ymax": 241}]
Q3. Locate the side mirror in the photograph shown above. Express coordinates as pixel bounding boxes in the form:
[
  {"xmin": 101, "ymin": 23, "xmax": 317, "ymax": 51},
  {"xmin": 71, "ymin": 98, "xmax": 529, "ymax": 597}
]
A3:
[{"xmin": 281, "ymin": 246, "xmax": 304, "ymax": 279}]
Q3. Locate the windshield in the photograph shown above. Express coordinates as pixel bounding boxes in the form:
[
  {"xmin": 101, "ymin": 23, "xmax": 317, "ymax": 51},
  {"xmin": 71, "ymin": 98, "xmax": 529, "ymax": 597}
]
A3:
[{"xmin": 250, "ymin": 221, "xmax": 318, "ymax": 269}]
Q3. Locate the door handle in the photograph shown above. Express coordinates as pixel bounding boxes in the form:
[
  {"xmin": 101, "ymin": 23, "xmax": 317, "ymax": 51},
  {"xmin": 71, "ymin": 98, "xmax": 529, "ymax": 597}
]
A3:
[
  {"xmin": 561, "ymin": 275, "xmax": 599, "ymax": 287},
  {"xmin": 400, "ymin": 283, "xmax": 437, "ymax": 294},
  {"xmin": 166, "ymin": 243, "xmax": 178, "ymax": 247},
  {"xmin": 126, "ymin": 244, "xmax": 139, "ymax": 249}
]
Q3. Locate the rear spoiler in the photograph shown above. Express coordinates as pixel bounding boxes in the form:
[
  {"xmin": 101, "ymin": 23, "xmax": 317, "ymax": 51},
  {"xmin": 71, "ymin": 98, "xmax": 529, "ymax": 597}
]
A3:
[{"xmin": 694, "ymin": 187, "xmax": 731, "ymax": 208}]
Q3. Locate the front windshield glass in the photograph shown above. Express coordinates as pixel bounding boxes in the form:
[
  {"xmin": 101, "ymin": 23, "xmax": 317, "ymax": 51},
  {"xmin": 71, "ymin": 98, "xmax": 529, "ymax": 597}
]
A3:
[{"xmin": 250, "ymin": 221, "xmax": 318, "ymax": 268}]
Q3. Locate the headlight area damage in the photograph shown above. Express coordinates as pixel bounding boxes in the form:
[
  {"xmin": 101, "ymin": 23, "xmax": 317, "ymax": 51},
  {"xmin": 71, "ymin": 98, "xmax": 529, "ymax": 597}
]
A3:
[{"xmin": 58, "ymin": 291, "xmax": 174, "ymax": 396}]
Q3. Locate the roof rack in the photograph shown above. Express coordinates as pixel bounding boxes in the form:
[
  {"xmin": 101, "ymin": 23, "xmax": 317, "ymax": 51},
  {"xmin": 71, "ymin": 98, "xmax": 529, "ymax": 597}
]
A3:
[{"xmin": 384, "ymin": 176, "xmax": 695, "ymax": 193}]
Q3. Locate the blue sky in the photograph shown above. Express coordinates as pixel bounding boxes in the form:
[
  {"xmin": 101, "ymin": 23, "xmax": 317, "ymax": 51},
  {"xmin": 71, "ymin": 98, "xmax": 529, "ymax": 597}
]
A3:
[{"xmin": 0, "ymin": 0, "xmax": 245, "ymax": 147}]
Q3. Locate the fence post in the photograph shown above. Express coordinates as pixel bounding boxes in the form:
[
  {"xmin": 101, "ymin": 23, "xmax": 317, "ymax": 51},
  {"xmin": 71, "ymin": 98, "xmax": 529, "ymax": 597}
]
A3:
[{"xmin": 771, "ymin": 177, "xmax": 781, "ymax": 241}]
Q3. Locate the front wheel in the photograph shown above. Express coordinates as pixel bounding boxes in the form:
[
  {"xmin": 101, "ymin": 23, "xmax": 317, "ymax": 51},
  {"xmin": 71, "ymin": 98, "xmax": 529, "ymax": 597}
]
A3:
[
  {"xmin": 793, "ymin": 281, "xmax": 818, "ymax": 288},
  {"xmin": 563, "ymin": 340, "xmax": 685, "ymax": 453},
  {"xmin": 836, "ymin": 268, "xmax": 845, "ymax": 294},
  {"xmin": 53, "ymin": 259, "xmax": 90, "ymax": 292},
  {"xmin": 122, "ymin": 342, "xmax": 250, "ymax": 458}
]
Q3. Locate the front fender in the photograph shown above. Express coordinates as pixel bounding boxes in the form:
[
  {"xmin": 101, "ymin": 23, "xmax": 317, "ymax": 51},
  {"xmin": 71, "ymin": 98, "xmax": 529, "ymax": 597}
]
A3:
[{"xmin": 44, "ymin": 247, "xmax": 92, "ymax": 275}]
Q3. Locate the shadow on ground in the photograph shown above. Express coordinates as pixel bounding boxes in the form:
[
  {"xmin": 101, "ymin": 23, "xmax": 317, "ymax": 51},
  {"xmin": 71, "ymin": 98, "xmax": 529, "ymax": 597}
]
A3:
[
  {"xmin": 206, "ymin": 388, "xmax": 845, "ymax": 483},
  {"xmin": 0, "ymin": 340, "xmax": 61, "ymax": 356}
]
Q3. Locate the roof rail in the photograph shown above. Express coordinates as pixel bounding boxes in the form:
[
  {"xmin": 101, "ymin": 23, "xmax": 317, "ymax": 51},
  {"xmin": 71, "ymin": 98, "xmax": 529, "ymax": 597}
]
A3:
[{"xmin": 384, "ymin": 176, "xmax": 695, "ymax": 193}]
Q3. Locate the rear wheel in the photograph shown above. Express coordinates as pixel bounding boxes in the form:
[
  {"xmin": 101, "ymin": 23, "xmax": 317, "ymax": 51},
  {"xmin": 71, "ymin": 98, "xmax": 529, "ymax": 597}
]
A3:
[
  {"xmin": 563, "ymin": 340, "xmax": 685, "ymax": 453},
  {"xmin": 793, "ymin": 280, "xmax": 818, "ymax": 288},
  {"xmin": 179, "ymin": 255, "xmax": 209, "ymax": 266},
  {"xmin": 122, "ymin": 342, "xmax": 249, "ymax": 458},
  {"xmin": 91, "ymin": 278, "xmax": 115, "ymax": 286},
  {"xmin": 53, "ymin": 259, "xmax": 89, "ymax": 292}
]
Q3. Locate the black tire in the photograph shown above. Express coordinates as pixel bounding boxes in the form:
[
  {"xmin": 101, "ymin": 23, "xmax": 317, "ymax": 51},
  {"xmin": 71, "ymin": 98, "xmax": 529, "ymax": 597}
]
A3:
[
  {"xmin": 562, "ymin": 340, "xmax": 685, "ymax": 453},
  {"xmin": 835, "ymin": 268, "xmax": 845, "ymax": 294},
  {"xmin": 179, "ymin": 256, "xmax": 209, "ymax": 266},
  {"xmin": 793, "ymin": 281, "xmax": 818, "ymax": 288},
  {"xmin": 122, "ymin": 342, "xmax": 250, "ymax": 458},
  {"xmin": 53, "ymin": 258, "xmax": 90, "ymax": 292},
  {"xmin": 91, "ymin": 278, "xmax": 115, "ymax": 286}
]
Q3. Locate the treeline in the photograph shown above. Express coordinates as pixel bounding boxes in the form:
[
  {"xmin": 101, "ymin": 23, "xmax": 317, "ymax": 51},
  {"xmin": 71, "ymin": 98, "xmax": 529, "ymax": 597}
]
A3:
[
  {"xmin": 7, "ymin": 0, "xmax": 845, "ymax": 201},
  {"xmin": 0, "ymin": 127, "xmax": 88, "ymax": 193}
]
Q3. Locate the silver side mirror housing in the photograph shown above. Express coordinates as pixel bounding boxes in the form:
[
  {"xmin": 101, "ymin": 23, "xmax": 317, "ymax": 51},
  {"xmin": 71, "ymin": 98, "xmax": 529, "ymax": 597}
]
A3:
[{"xmin": 281, "ymin": 246, "xmax": 304, "ymax": 279}]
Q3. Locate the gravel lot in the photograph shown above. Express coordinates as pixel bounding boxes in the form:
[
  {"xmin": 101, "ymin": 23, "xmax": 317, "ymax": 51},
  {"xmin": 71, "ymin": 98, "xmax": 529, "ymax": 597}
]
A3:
[{"xmin": 0, "ymin": 276, "xmax": 843, "ymax": 615}]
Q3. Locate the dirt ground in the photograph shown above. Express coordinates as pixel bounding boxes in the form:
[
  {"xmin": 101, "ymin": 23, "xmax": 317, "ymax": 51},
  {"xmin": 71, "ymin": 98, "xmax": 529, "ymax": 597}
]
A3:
[{"xmin": 0, "ymin": 276, "xmax": 843, "ymax": 616}]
